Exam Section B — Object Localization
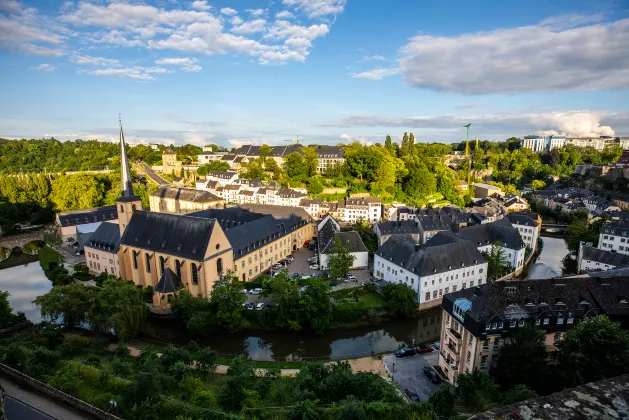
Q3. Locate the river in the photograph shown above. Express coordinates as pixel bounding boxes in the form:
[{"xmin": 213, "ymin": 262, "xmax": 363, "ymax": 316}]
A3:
[
  {"xmin": 525, "ymin": 235, "xmax": 569, "ymax": 280},
  {"xmin": 0, "ymin": 259, "xmax": 442, "ymax": 361}
]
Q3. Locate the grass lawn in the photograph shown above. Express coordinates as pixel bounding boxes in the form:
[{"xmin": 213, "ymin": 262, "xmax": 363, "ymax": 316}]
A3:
[{"xmin": 357, "ymin": 292, "xmax": 385, "ymax": 308}]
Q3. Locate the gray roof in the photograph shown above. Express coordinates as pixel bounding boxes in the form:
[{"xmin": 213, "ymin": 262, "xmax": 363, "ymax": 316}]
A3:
[
  {"xmin": 226, "ymin": 214, "xmax": 308, "ymax": 258},
  {"xmin": 417, "ymin": 214, "xmax": 458, "ymax": 231},
  {"xmin": 155, "ymin": 267, "xmax": 183, "ymax": 294},
  {"xmin": 86, "ymin": 222, "xmax": 121, "ymax": 253},
  {"xmin": 121, "ymin": 211, "xmax": 217, "ymax": 261},
  {"xmin": 221, "ymin": 154, "xmax": 237, "ymax": 161},
  {"xmin": 455, "ymin": 218, "xmax": 525, "ymax": 250},
  {"xmin": 376, "ymin": 220, "xmax": 422, "ymax": 235},
  {"xmin": 238, "ymin": 204, "xmax": 312, "ymax": 221},
  {"xmin": 277, "ymin": 188, "xmax": 306, "ymax": 198},
  {"xmin": 375, "ymin": 235, "xmax": 486, "ymax": 277},
  {"xmin": 507, "ymin": 213, "xmax": 539, "ymax": 227},
  {"xmin": 318, "ymin": 217, "xmax": 339, "ymax": 254},
  {"xmin": 57, "ymin": 206, "xmax": 118, "ymax": 227},
  {"xmin": 321, "ymin": 231, "xmax": 368, "ymax": 254},
  {"xmin": 187, "ymin": 207, "xmax": 265, "ymax": 229},
  {"xmin": 340, "ymin": 197, "xmax": 381, "ymax": 207},
  {"xmin": 581, "ymin": 246, "xmax": 629, "ymax": 267},
  {"xmin": 234, "ymin": 145, "xmax": 261, "ymax": 156},
  {"xmin": 268, "ymin": 144, "xmax": 302, "ymax": 157},
  {"xmin": 150, "ymin": 186, "xmax": 222, "ymax": 203},
  {"xmin": 601, "ymin": 220, "xmax": 629, "ymax": 237},
  {"xmin": 299, "ymin": 198, "xmax": 324, "ymax": 206},
  {"xmin": 314, "ymin": 145, "xmax": 344, "ymax": 158},
  {"xmin": 208, "ymin": 170, "xmax": 237, "ymax": 179}
]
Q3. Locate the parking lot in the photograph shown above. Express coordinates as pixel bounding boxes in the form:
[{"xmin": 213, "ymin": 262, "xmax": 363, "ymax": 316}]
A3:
[{"xmin": 383, "ymin": 351, "xmax": 441, "ymax": 402}]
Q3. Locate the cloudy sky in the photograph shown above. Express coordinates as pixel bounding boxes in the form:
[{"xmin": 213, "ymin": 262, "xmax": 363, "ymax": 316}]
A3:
[{"xmin": 0, "ymin": 0, "xmax": 628, "ymax": 147}]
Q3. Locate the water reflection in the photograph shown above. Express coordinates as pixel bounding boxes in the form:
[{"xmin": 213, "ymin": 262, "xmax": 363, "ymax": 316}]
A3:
[
  {"xmin": 525, "ymin": 236, "xmax": 569, "ymax": 280},
  {"xmin": 0, "ymin": 262, "xmax": 51, "ymax": 322},
  {"xmin": 0, "ymin": 247, "xmax": 10, "ymax": 262},
  {"xmin": 143, "ymin": 308, "xmax": 442, "ymax": 361}
]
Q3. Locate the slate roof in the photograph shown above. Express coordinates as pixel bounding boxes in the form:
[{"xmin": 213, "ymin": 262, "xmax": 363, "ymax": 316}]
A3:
[
  {"xmin": 340, "ymin": 197, "xmax": 381, "ymax": 207},
  {"xmin": 581, "ymin": 246, "xmax": 629, "ymax": 268},
  {"xmin": 221, "ymin": 154, "xmax": 237, "ymax": 161},
  {"xmin": 225, "ymin": 214, "xmax": 309, "ymax": 258},
  {"xmin": 317, "ymin": 217, "xmax": 339, "ymax": 254},
  {"xmin": 150, "ymin": 186, "xmax": 222, "ymax": 203},
  {"xmin": 57, "ymin": 206, "xmax": 118, "ymax": 227},
  {"xmin": 239, "ymin": 178, "xmax": 264, "ymax": 188},
  {"xmin": 321, "ymin": 231, "xmax": 368, "ymax": 254},
  {"xmin": 277, "ymin": 188, "xmax": 306, "ymax": 198},
  {"xmin": 314, "ymin": 145, "xmax": 344, "ymax": 158},
  {"xmin": 224, "ymin": 184, "xmax": 242, "ymax": 191},
  {"xmin": 455, "ymin": 219, "xmax": 525, "ymax": 249},
  {"xmin": 268, "ymin": 144, "xmax": 302, "ymax": 157},
  {"xmin": 121, "ymin": 211, "xmax": 216, "ymax": 260},
  {"xmin": 601, "ymin": 220, "xmax": 629, "ymax": 237},
  {"xmin": 187, "ymin": 207, "xmax": 265, "ymax": 229},
  {"xmin": 417, "ymin": 214, "xmax": 458, "ymax": 231},
  {"xmin": 155, "ymin": 267, "xmax": 183, "ymax": 293},
  {"xmin": 299, "ymin": 198, "xmax": 324, "ymax": 206},
  {"xmin": 208, "ymin": 170, "xmax": 237, "ymax": 179},
  {"xmin": 507, "ymin": 213, "xmax": 539, "ymax": 227},
  {"xmin": 86, "ymin": 222, "xmax": 121, "ymax": 253},
  {"xmin": 376, "ymin": 220, "xmax": 422, "ymax": 235},
  {"xmin": 375, "ymin": 235, "xmax": 486, "ymax": 277},
  {"xmin": 238, "ymin": 204, "xmax": 312, "ymax": 221},
  {"xmin": 234, "ymin": 156, "xmax": 244, "ymax": 163},
  {"xmin": 234, "ymin": 145, "xmax": 261, "ymax": 156}
]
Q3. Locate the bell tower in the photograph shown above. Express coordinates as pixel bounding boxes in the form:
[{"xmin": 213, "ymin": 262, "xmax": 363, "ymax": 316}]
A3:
[{"xmin": 116, "ymin": 118, "xmax": 142, "ymax": 237}]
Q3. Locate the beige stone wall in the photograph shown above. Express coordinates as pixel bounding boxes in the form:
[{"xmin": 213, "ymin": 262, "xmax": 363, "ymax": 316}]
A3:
[
  {"xmin": 85, "ymin": 246, "xmax": 120, "ymax": 277},
  {"xmin": 148, "ymin": 195, "xmax": 224, "ymax": 214}
]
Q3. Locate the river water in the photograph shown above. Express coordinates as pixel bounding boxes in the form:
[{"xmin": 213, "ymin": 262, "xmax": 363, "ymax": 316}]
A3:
[
  {"xmin": 525, "ymin": 236, "xmax": 569, "ymax": 280},
  {"xmin": 0, "ymin": 262, "xmax": 52, "ymax": 323}
]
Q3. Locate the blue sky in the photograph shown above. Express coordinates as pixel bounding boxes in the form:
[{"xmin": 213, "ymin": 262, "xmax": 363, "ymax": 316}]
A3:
[{"xmin": 0, "ymin": 0, "xmax": 628, "ymax": 147}]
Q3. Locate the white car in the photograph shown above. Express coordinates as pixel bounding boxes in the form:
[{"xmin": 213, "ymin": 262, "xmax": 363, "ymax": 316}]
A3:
[
  {"xmin": 286, "ymin": 255, "xmax": 294, "ymax": 262},
  {"xmin": 256, "ymin": 302, "xmax": 265, "ymax": 310},
  {"xmin": 309, "ymin": 264, "xmax": 319, "ymax": 270},
  {"xmin": 272, "ymin": 263, "xmax": 282, "ymax": 270},
  {"xmin": 241, "ymin": 289, "xmax": 248, "ymax": 294},
  {"xmin": 249, "ymin": 288, "xmax": 262, "ymax": 295}
]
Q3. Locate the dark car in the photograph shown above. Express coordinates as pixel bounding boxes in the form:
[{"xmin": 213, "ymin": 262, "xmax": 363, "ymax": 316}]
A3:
[
  {"xmin": 415, "ymin": 344, "xmax": 433, "ymax": 354},
  {"xmin": 422, "ymin": 367, "xmax": 441, "ymax": 384},
  {"xmin": 404, "ymin": 389, "xmax": 420, "ymax": 402},
  {"xmin": 395, "ymin": 347, "xmax": 417, "ymax": 358},
  {"xmin": 291, "ymin": 273, "xmax": 301, "ymax": 279}
]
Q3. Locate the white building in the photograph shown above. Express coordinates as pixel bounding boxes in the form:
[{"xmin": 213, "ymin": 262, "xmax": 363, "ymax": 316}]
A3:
[
  {"xmin": 507, "ymin": 213, "xmax": 540, "ymax": 252},
  {"xmin": 598, "ymin": 221, "xmax": 629, "ymax": 255},
  {"xmin": 204, "ymin": 170, "xmax": 239, "ymax": 186},
  {"xmin": 374, "ymin": 233, "xmax": 488, "ymax": 310},
  {"xmin": 578, "ymin": 245, "xmax": 629, "ymax": 272},
  {"xmin": 198, "ymin": 151, "xmax": 229, "ymax": 165},
  {"xmin": 336, "ymin": 197, "xmax": 382, "ymax": 224},
  {"xmin": 84, "ymin": 221, "xmax": 121, "ymax": 277},
  {"xmin": 317, "ymin": 215, "xmax": 369, "ymax": 270},
  {"xmin": 521, "ymin": 135, "xmax": 566, "ymax": 153}
]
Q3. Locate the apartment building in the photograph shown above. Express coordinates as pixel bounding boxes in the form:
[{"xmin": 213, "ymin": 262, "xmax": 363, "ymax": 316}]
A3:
[
  {"xmin": 374, "ymin": 232, "xmax": 488, "ymax": 310},
  {"xmin": 336, "ymin": 197, "xmax": 382, "ymax": 223},
  {"xmin": 233, "ymin": 144, "xmax": 345, "ymax": 173},
  {"xmin": 507, "ymin": 213, "xmax": 540, "ymax": 252},
  {"xmin": 373, "ymin": 220, "xmax": 423, "ymax": 246},
  {"xmin": 598, "ymin": 221, "xmax": 629, "ymax": 255},
  {"xmin": 438, "ymin": 277, "xmax": 629, "ymax": 384},
  {"xmin": 84, "ymin": 221, "xmax": 121, "ymax": 277},
  {"xmin": 521, "ymin": 135, "xmax": 566, "ymax": 153},
  {"xmin": 578, "ymin": 246, "xmax": 629, "ymax": 272}
]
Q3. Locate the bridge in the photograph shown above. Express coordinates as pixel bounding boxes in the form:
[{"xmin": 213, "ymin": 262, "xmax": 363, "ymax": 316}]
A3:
[
  {"xmin": 541, "ymin": 223, "xmax": 569, "ymax": 232},
  {"xmin": 0, "ymin": 231, "xmax": 44, "ymax": 249}
]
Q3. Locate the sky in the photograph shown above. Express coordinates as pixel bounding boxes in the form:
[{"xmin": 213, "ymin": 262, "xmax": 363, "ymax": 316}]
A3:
[{"xmin": 0, "ymin": 0, "xmax": 628, "ymax": 147}]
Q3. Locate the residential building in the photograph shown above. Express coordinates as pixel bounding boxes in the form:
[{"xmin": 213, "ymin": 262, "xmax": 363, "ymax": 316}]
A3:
[
  {"xmin": 565, "ymin": 136, "xmax": 617, "ymax": 150},
  {"xmin": 204, "ymin": 170, "xmax": 239, "ymax": 186},
  {"xmin": 501, "ymin": 194, "xmax": 529, "ymax": 212},
  {"xmin": 317, "ymin": 215, "xmax": 369, "ymax": 270},
  {"xmin": 162, "ymin": 147, "xmax": 182, "ymax": 175},
  {"xmin": 298, "ymin": 198, "xmax": 325, "ymax": 218},
  {"xmin": 438, "ymin": 277, "xmax": 629, "ymax": 384},
  {"xmin": 578, "ymin": 246, "xmax": 629, "ymax": 272},
  {"xmin": 84, "ymin": 221, "xmax": 121, "ymax": 277},
  {"xmin": 507, "ymin": 212, "xmax": 540, "ymax": 252},
  {"xmin": 607, "ymin": 192, "xmax": 629, "ymax": 210},
  {"xmin": 474, "ymin": 183, "xmax": 503, "ymax": 198},
  {"xmin": 521, "ymin": 135, "xmax": 566, "ymax": 152},
  {"xmin": 233, "ymin": 144, "xmax": 345, "ymax": 173},
  {"xmin": 312, "ymin": 145, "xmax": 345, "ymax": 174},
  {"xmin": 149, "ymin": 186, "xmax": 224, "ymax": 214},
  {"xmin": 416, "ymin": 214, "xmax": 460, "ymax": 243},
  {"xmin": 374, "ymin": 233, "xmax": 487, "ymax": 310},
  {"xmin": 598, "ymin": 221, "xmax": 629, "ymax": 255},
  {"xmin": 197, "ymin": 150, "xmax": 228, "ymax": 165},
  {"xmin": 454, "ymin": 218, "xmax": 526, "ymax": 271},
  {"xmin": 373, "ymin": 220, "xmax": 422, "ymax": 246},
  {"xmin": 336, "ymin": 197, "xmax": 382, "ymax": 223},
  {"xmin": 583, "ymin": 196, "xmax": 621, "ymax": 213},
  {"xmin": 56, "ymin": 206, "xmax": 118, "ymax": 241}
]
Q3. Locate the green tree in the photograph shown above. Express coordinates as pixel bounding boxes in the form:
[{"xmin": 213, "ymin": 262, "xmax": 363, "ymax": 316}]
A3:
[
  {"xmin": 381, "ymin": 283, "xmax": 417, "ymax": 318},
  {"xmin": 565, "ymin": 219, "xmax": 599, "ymax": 254},
  {"xmin": 370, "ymin": 155, "xmax": 400, "ymax": 198},
  {"xmin": 403, "ymin": 163, "xmax": 436, "ymax": 203},
  {"xmin": 326, "ymin": 238, "xmax": 355, "ymax": 279},
  {"xmin": 160, "ymin": 344, "xmax": 191, "ymax": 368},
  {"xmin": 349, "ymin": 221, "xmax": 378, "ymax": 254},
  {"xmin": 259, "ymin": 144, "xmax": 273, "ymax": 159},
  {"xmin": 299, "ymin": 278, "xmax": 332, "ymax": 334},
  {"xmin": 89, "ymin": 279, "xmax": 147, "ymax": 341},
  {"xmin": 241, "ymin": 161, "xmax": 265, "ymax": 180},
  {"xmin": 307, "ymin": 177, "xmax": 323, "ymax": 195},
  {"xmin": 384, "ymin": 135, "xmax": 396, "ymax": 157},
  {"xmin": 531, "ymin": 179, "xmax": 546, "ymax": 191},
  {"xmin": 263, "ymin": 271, "xmax": 301, "ymax": 330},
  {"xmin": 302, "ymin": 147, "xmax": 319, "ymax": 177},
  {"xmin": 197, "ymin": 161, "xmax": 230, "ymax": 176},
  {"xmin": 51, "ymin": 174, "xmax": 106, "ymax": 211},
  {"xmin": 34, "ymin": 282, "xmax": 95, "ymax": 327},
  {"xmin": 264, "ymin": 157, "xmax": 282, "ymax": 180},
  {"xmin": 0, "ymin": 291, "xmax": 15, "ymax": 328},
  {"xmin": 482, "ymin": 243, "xmax": 510, "ymax": 276},
  {"xmin": 284, "ymin": 152, "xmax": 307, "ymax": 181},
  {"xmin": 557, "ymin": 315, "xmax": 629, "ymax": 386},
  {"xmin": 428, "ymin": 386, "xmax": 455, "ymax": 418},
  {"xmin": 494, "ymin": 323, "xmax": 548, "ymax": 391},
  {"xmin": 209, "ymin": 272, "xmax": 247, "ymax": 332},
  {"xmin": 194, "ymin": 347, "xmax": 218, "ymax": 374},
  {"xmin": 500, "ymin": 384, "xmax": 538, "ymax": 405},
  {"xmin": 454, "ymin": 370, "xmax": 496, "ymax": 410}
]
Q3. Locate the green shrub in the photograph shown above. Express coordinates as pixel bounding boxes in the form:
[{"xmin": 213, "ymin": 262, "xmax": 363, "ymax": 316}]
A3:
[{"xmin": 59, "ymin": 335, "xmax": 90, "ymax": 356}]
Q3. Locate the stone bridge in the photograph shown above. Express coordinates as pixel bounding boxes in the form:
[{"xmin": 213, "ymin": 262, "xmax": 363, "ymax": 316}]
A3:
[
  {"xmin": 0, "ymin": 231, "xmax": 44, "ymax": 249},
  {"xmin": 541, "ymin": 223, "xmax": 569, "ymax": 232}
]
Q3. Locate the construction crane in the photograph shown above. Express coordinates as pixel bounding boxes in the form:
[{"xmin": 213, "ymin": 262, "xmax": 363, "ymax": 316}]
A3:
[
  {"xmin": 464, "ymin": 123, "xmax": 472, "ymax": 192},
  {"xmin": 284, "ymin": 135, "xmax": 301, "ymax": 144}
]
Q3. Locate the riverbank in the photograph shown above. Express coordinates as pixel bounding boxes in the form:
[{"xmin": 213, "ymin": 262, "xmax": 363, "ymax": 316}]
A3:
[{"xmin": 0, "ymin": 252, "xmax": 39, "ymax": 270}]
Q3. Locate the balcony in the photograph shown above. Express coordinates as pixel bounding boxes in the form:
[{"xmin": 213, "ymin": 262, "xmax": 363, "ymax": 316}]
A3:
[
  {"xmin": 447, "ymin": 328, "xmax": 462, "ymax": 345},
  {"xmin": 445, "ymin": 343, "xmax": 460, "ymax": 361}
]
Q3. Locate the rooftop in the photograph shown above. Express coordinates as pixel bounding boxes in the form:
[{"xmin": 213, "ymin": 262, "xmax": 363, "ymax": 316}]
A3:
[
  {"xmin": 57, "ymin": 206, "xmax": 118, "ymax": 227},
  {"xmin": 580, "ymin": 246, "xmax": 629, "ymax": 268},
  {"xmin": 86, "ymin": 221, "xmax": 121, "ymax": 253},
  {"xmin": 150, "ymin": 186, "xmax": 222, "ymax": 203}
]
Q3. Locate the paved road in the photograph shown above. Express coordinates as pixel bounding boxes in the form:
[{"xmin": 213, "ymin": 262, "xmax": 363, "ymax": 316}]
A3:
[
  {"xmin": 0, "ymin": 376, "xmax": 89, "ymax": 420},
  {"xmin": 383, "ymin": 351, "xmax": 441, "ymax": 402}
]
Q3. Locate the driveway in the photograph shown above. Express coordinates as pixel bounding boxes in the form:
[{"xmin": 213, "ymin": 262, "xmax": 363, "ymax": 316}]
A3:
[
  {"xmin": 383, "ymin": 351, "xmax": 441, "ymax": 402},
  {"xmin": 57, "ymin": 244, "xmax": 85, "ymax": 274}
]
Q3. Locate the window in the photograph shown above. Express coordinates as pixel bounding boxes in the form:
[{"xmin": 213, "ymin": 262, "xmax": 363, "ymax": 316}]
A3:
[
  {"xmin": 145, "ymin": 254, "xmax": 151, "ymax": 273},
  {"xmin": 480, "ymin": 356, "xmax": 487, "ymax": 369},
  {"xmin": 425, "ymin": 292, "xmax": 430, "ymax": 301},
  {"xmin": 498, "ymin": 321, "xmax": 503, "ymax": 329},
  {"xmin": 483, "ymin": 339, "xmax": 490, "ymax": 349},
  {"xmin": 159, "ymin": 256, "xmax": 166, "ymax": 274},
  {"xmin": 535, "ymin": 319, "xmax": 540, "ymax": 326},
  {"xmin": 479, "ymin": 268, "xmax": 483, "ymax": 273},
  {"xmin": 439, "ymin": 289, "xmax": 443, "ymax": 297},
  {"xmin": 432, "ymin": 291, "xmax": 437, "ymax": 299},
  {"xmin": 557, "ymin": 317, "xmax": 564, "ymax": 325},
  {"xmin": 491, "ymin": 322, "xmax": 497, "ymax": 329},
  {"xmin": 554, "ymin": 332, "xmax": 562, "ymax": 343},
  {"xmin": 248, "ymin": 269, "xmax": 252, "ymax": 276},
  {"xmin": 567, "ymin": 317, "xmax": 574, "ymax": 324},
  {"xmin": 445, "ymin": 287, "xmax": 449, "ymax": 293},
  {"xmin": 518, "ymin": 320, "xmax": 524, "ymax": 327},
  {"xmin": 446, "ymin": 314, "xmax": 450, "ymax": 325},
  {"xmin": 452, "ymin": 285, "xmax": 457, "ymax": 292},
  {"xmin": 462, "ymin": 283, "xmax": 466, "ymax": 289},
  {"xmin": 543, "ymin": 318, "xmax": 549, "ymax": 325},
  {"xmin": 470, "ymin": 281, "xmax": 474, "ymax": 287},
  {"xmin": 431, "ymin": 280, "xmax": 434, "ymax": 285},
  {"xmin": 467, "ymin": 351, "xmax": 471, "ymax": 362},
  {"xmin": 485, "ymin": 322, "xmax": 490, "ymax": 331},
  {"xmin": 469, "ymin": 336, "xmax": 473, "ymax": 346},
  {"xmin": 191, "ymin": 264, "xmax": 198, "ymax": 285},
  {"xmin": 241, "ymin": 261, "xmax": 245, "ymax": 269},
  {"xmin": 132, "ymin": 251, "xmax": 138, "ymax": 269},
  {"xmin": 494, "ymin": 338, "xmax": 500, "ymax": 348},
  {"xmin": 175, "ymin": 260, "xmax": 182, "ymax": 278},
  {"xmin": 411, "ymin": 278, "xmax": 414, "ymax": 285}
]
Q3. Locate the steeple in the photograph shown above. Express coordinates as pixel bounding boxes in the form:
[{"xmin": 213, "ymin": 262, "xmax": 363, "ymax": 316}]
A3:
[{"xmin": 119, "ymin": 117, "xmax": 134, "ymax": 198}]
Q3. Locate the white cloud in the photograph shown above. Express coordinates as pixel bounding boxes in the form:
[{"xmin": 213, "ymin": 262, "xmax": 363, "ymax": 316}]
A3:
[
  {"xmin": 72, "ymin": 54, "xmax": 120, "ymax": 66},
  {"xmin": 0, "ymin": 0, "xmax": 21, "ymax": 14},
  {"xmin": 320, "ymin": 110, "xmax": 626, "ymax": 139},
  {"xmin": 276, "ymin": 11, "xmax": 295, "ymax": 19},
  {"xmin": 36, "ymin": 63, "xmax": 56, "ymax": 71},
  {"xmin": 87, "ymin": 66, "xmax": 169, "ymax": 81},
  {"xmin": 282, "ymin": 0, "xmax": 346, "ymax": 18},
  {"xmin": 220, "ymin": 7, "xmax": 238, "ymax": 16},
  {"xmin": 540, "ymin": 13, "xmax": 605, "ymax": 29},
  {"xmin": 190, "ymin": 1, "xmax": 211, "ymax": 11},
  {"xmin": 0, "ymin": 11, "xmax": 65, "ymax": 56},
  {"xmin": 155, "ymin": 57, "xmax": 201, "ymax": 71},
  {"xmin": 340, "ymin": 133, "xmax": 372, "ymax": 145},
  {"xmin": 360, "ymin": 54, "xmax": 385, "ymax": 62},
  {"xmin": 351, "ymin": 68, "xmax": 399, "ymax": 80},
  {"xmin": 397, "ymin": 17, "xmax": 629, "ymax": 94},
  {"xmin": 230, "ymin": 16, "xmax": 243, "ymax": 25},
  {"xmin": 231, "ymin": 19, "xmax": 267, "ymax": 35},
  {"xmin": 93, "ymin": 30, "xmax": 143, "ymax": 47},
  {"xmin": 265, "ymin": 20, "xmax": 329, "ymax": 40},
  {"xmin": 246, "ymin": 8, "xmax": 266, "ymax": 17}
]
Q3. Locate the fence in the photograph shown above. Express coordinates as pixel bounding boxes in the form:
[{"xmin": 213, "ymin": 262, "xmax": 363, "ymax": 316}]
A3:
[{"xmin": 0, "ymin": 362, "xmax": 121, "ymax": 420}]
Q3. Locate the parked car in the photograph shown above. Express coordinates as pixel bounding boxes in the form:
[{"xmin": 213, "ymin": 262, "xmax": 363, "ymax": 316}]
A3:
[
  {"xmin": 309, "ymin": 264, "xmax": 319, "ymax": 270},
  {"xmin": 345, "ymin": 274, "xmax": 356, "ymax": 281},
  {"xmin": 246, "ymin": 303, "xmax": 255, "ymax": 310},
  {"xmin": 307, "ymin": 257, "xmax": 317, "ymax": 263},
  {"xmin": 404, "ymin": 389, "xmax": 420, "ymax": 402},
  {"xmin": 360, "ymin": 282, "xmax": 368, "ymax": 287},
  {"xmin": 291, "ymin": 273, "xmax": 301, "ymax": 279},
  {"xmin": 249, "ymin": 288, "xmax": 262, "ymax": 295},
  {"xmin": 256, "ymin": 302, "xmax": 265, "ymax": 310},
  {"xmin": 286, "ymin": 255, "xmax": 294, "ymax": 263},
  {"xmin": 264, "ymin": 304, "xmax": 273, "ymax": 310},
  {"xmin": 395, "ymin": 347, "xmax": 417, "ymax": 358},
  {"xmin": 415, "ymin": 344, "xmax": 433, "ymax": 354},
  {"xmin": 422, "ymin": 367, "xmax": 441, "ymax": 384},
  {"xmin": 241, "ymin": 289, "xmax": 248, "ymax": 294},
  {"xmin": 272, "ymin": 263, "xmax": 282, "ymax": 270},
  {"xmin": 301, "ymin": 275, "xmax": 311, "ymax": 280}
]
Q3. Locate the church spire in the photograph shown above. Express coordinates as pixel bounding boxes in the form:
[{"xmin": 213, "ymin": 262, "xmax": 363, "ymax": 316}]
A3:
[{"xmin": 119, "ymin": 117, "xmax": 134, "ymax": 198}]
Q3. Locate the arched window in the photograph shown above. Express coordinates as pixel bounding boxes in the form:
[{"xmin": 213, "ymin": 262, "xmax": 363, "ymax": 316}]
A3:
[
  {"xmin": 175, "ymin": 260, "xmax": 182, "ymax": 278},
  {"xmin": 132, "ymin": 251, "xmax": 138, "ymax": 269},
  {"xmin": 120, "ymin": 205, "xmax": 124, "ymax": 212},
  {"xmin": 132, "ymin": 204, "xmax": 137, "ymax": 212},
  {"xmin": 217, "ymin": 258, "xmax": 223, "ymax": 274},
  {"xmin": 191, "ymin": 264, "xmax": 198, "ymax": 285},
  {"xmin": 159, "ymin": 256, "xmax": 166, "ymax": 274},
  {"xmin": 145, "ymin": 254, "xmax": 151, "ymax": 273}
]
